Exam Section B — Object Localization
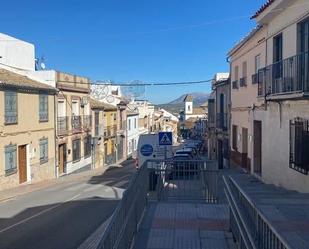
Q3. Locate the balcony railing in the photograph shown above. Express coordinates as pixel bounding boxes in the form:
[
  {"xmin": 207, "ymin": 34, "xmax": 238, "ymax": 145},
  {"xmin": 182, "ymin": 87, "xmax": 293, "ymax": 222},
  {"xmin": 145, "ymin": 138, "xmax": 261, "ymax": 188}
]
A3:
[
  {"xmin": 239, "ymin": 77, "xmax": 247, "ymax": 87},
  {"xmin": 104, "ymin": 125, "xmax": 117, "ymax": 138},
  {"xmin": 216, "ymin": 113, "xmax": 228, "ymax": 131},
  {"xmin": 83, "ymin": 115, "xmax": 92, "ymax": 131},
  {"xmin": 258, "ymin": 52, "xmax": 309, "ymax": 97},
  {"xmin": 57, "ymin": 116, "xmax": 68, "ymax": 135},
  {"xmin": 252, "ymin": 73, "xmax": 259, "ymax": 85},
  {"xmin": 72, "ymin": 115, "xmax": 82, "ymax": 132},
  {"xmin": 232, "ymin": 80, "xmax": 239, "ymax": 89},
  {"xmin": 95, "ymin": 124, "xmax": 104, "ymax": 137}
]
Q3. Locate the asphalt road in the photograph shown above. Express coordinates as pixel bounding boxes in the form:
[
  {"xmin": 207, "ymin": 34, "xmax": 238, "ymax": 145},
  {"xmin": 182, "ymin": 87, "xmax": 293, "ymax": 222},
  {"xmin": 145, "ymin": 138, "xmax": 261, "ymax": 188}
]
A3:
[{"xmin": 0, "ymin": 160, "xmax": 136, "ymax": 249}]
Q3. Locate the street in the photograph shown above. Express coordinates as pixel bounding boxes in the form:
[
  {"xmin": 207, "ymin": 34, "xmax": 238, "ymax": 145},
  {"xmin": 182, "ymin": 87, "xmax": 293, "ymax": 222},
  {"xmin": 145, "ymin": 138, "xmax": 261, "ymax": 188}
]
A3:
[{"xmin": 0, "ymin": 160, "xmax": 136, "ymax": 249}]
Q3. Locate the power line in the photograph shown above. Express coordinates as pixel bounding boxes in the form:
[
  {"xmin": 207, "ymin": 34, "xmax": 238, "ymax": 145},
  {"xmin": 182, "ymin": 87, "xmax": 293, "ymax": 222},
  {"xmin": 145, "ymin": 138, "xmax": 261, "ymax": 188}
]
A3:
[{"xmin": 56, "ymin": 78, "xmax": 214, "ymax": 87}]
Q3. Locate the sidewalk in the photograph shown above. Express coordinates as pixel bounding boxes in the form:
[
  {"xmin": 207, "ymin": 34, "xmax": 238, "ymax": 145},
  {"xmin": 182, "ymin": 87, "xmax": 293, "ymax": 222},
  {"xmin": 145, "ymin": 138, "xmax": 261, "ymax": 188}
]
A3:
[
  {"xmin": 0, "ymin": 162, "xmax": 125, "ymax": 203},
  {"xmin": 132, "ymin": 202, "xmax": 234, "ymax": 249}
]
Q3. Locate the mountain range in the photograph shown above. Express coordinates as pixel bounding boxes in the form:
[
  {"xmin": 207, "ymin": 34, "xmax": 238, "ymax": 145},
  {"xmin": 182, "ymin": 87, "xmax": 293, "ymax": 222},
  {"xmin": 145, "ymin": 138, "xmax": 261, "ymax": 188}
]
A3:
[{"xmin": 157, "ymin": 92, "xmax": 210, "ymax": 115}]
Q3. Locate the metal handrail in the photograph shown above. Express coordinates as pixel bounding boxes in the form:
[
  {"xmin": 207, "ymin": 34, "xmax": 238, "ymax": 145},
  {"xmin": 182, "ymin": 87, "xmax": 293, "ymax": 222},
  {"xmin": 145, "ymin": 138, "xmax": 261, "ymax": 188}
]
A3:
[
  {"xmin": 224, "ymin": 175, "xmax": 292, "ymax": 249},
  {"xmin": 97, "ymin": 159, "xmax": 218, "ymax": 249}
]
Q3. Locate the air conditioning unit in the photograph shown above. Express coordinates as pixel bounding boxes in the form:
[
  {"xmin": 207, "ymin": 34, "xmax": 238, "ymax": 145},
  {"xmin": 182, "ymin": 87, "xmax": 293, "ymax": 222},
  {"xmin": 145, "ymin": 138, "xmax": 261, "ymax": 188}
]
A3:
[{"xmin": 81, "ymin": 97, "xmax": 89, "ymax": 107}]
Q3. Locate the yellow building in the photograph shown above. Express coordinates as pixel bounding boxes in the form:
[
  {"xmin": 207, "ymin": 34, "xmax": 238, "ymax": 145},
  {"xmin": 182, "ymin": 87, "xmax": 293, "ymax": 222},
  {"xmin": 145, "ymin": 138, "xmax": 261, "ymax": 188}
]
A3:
[
  {"xmin": 55, "ymin": 72, "xmax": 92, "ymax": 175},
  {"xmin": 0, "ymin": 68, "xmax": 57, "ymax": 190},
  {"xmin": 90, "ymin": 98, "xmax": 105, "ymax": 169},
  {"xmin": 102, "ymin": 103, "xmax": 118, "ymax": 165}
]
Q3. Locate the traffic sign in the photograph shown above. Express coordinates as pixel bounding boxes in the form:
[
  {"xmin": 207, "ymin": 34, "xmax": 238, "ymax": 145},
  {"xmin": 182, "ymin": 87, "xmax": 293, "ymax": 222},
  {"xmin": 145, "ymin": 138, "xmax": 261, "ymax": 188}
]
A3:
[
  {"xmin": 159, "ymin": 132, "xmax": 173, "ymax": 146},
  {"xmin": 140, "ymin": 144, "xmax": 153, "ymax": 156}
]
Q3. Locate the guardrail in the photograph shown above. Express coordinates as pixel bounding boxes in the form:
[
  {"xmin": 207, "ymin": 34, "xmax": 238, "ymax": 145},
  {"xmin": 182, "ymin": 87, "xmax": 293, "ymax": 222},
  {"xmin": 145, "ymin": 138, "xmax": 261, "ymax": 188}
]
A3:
[
  {"xmin": 223, "ymin": 175, "xmax": 292, "ymax": 249},
  {"xmin": 97, "ymin": 159, "xmax": 218, "ymax": 249}
]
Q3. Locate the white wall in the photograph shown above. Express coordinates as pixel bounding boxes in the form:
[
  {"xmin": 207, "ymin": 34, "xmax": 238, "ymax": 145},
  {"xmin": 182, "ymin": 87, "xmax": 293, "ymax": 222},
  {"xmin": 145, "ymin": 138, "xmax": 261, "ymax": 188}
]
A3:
[
  {"xmin": 127, "ymin": 115, "xmax": 139, "ymax": 156},
  {"xmin": 0, "ymin": 33, "xmax": 35, "ymax": 71}
]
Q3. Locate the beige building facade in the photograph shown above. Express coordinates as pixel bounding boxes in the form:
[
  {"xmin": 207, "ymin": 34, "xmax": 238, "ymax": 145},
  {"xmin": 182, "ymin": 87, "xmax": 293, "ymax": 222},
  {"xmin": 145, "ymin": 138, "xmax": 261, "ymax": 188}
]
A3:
[
  {"xmin": 0, "ymin": 68, "xmax": 57, "ymax": 190},
  {"xmin": 55, "ymin": 72, "xmax": 92, "ymax": 175},
  {"xmin": 229, "ymin": 0, "xmax": 309, "ymax": 192},
  {"xmin": 252, "ymin": 0, "xmax": 309, "ymax": 192},
  {"xmin": 228, "ymin": 26, "xmax": 267, "ymax": 173}
]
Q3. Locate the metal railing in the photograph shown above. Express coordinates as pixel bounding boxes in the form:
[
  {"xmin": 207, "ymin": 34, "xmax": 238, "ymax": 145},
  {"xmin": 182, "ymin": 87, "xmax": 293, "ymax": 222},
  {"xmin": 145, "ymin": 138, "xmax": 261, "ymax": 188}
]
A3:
[
  {"xmin": 216, "ymin": 113, "xmax": 228, "ymax": 131},
  {"xmin": 83, "ymin": 115, "xmax": 92, "ymax": 131},
  {"xmin": 57, "ymin": 116, "xmax": 69, "ymax": 135},
  {"xmin": 252, "ymin": 73, "xmax": 259, "ymax": 85},
  {"xmin": 240, "ymin": 77, "xmax": 247, "ymax": 87},
  {"xmin": 97, "ymin": 159, "xmax": 218, "ymax": 249},
  {"xmin": 104, "ymin": 125, "xmax": 117, "ymax": 138},
  {"xmin": 72, "ymin": 115, "xmax": 82, "ymax": 132},
  {"xmin": 258, "ymin": 52, "xmax": 309, "ymax": 97},
  {"xmin": 232, "ymin": 80, "xmax": 239, "ymax": 89},
  {"xmin": 223, "ymin": 175, "xmax": 291, "ymax": 249}
]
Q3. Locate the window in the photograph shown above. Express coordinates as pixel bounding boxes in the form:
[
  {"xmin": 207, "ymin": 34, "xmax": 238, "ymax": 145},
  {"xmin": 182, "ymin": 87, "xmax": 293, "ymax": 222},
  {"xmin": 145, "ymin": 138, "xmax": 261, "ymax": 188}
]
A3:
[
  {"xmin": 255, "ymin": 54, "xmax": 261, "ymax": 73},
  {"xmin": 273, "ymin": 33, "xmax": 283, "ymax": 63},
  {"xmin": 5, "ymin": 91, "xmax": 17, "ymax": 124},
  {"xmin": 298, "ymin": 18, "xmax": 309, "ymax": 53},
  {"xmin": 290, "ymin": 118, "xmax": 309, "ymax": 175},
  {"xmin": 242, "ymin": 61, "xmax": 247, "ymax": 78},
  {"xmin": 72, "ymin": 100, "xmax": 79, "ymax": 116},
  {"xmin": 72, "ymin": 139, "xmax": 81, "ymax": 162},
  {"xmin": 95, "ymin": 112, "xmax": 99, "ymax": 136},
  {"xmin": 84, "ymin": 136, "xmax": 92, "ymax": 158},
  {"xmin": 234, "ymin": 66, "xmax": 239, "ymax": 81},
  {"xmin": 232, "ymin": 125, "xmax": 238, "ymax": 151},
  {"xmin": 39, "ymin": 138, "xmax": 48, "ymax": 164},
  {"xmin": 134, "ymin": 118, "xmax": 137, "ymax": 129},
  {"xmin": 5, "ymin": 144, "xmax": 17, "ymax": 175},
  {"xmin": 128, "ymin": 119, "xmax": 131, "ymax": 130},
  {"xmin": 39, "ymin": 94, "xmax": 48, "ymax": 122}
]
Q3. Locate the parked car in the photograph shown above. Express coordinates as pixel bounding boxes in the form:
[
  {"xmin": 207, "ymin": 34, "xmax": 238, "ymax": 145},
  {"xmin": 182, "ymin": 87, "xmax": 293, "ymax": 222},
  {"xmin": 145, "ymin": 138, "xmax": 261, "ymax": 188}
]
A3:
[{"xmin": 175, "ymin": 148, "xmax": 196, "ymax": 158}]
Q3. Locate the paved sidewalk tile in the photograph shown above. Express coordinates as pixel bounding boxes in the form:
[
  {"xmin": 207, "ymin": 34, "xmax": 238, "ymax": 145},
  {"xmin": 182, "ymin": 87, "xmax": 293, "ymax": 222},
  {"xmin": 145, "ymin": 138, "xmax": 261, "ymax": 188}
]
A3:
[{"xmin": 147, "ymin": 229, "xmax": 174, "ymax": 249}]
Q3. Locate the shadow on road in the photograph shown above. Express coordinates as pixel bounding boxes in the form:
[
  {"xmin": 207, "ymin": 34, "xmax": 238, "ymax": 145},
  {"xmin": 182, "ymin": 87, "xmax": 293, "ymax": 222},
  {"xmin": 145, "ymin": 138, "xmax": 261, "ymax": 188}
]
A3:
[
  {"xmin": 0, "ymin": 197, "xmax": 119, "ymax": 249},
  {"xmin": 87, "ymin": 159, "xmax": 137, "ymax": 189}
]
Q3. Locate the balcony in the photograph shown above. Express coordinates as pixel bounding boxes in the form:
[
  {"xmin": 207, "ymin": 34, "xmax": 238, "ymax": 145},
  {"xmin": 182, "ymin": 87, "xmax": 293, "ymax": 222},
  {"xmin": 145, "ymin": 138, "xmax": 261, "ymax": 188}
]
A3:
[
  {"xmin": 252, "ymin": 73, "xmax": 259, "ymax": 85},
  {"xmin": 104, "ymin": 125, "xmax": 117, "ymax": 138},
  {"xmin": 94, "ymin": 124, "xmax": 104, "ymax": 137},
  {"xmin": 239, "ymin": 77, "xmax": 247, "ymax": 87},
  {"xmin": 232, "ymin": 80, "xmax": 238, "ymax": 89},
  {"xmin": 216, "ymin": 113, "xmax": 228, "ymax": 131},
  {"xmin": 57, "ymin": 116, "xmax": 69, "ymax": 135},
  {"xmin": 71, "ymin": 115, "xmax": 82, "ymax": 133},
  {"xmin": 258, "ymin": 52, "xmax": 309, "ymax": 98},
  {"xmin": 83, "ymin": 115, "xmax": 92, "ymax": 131}
]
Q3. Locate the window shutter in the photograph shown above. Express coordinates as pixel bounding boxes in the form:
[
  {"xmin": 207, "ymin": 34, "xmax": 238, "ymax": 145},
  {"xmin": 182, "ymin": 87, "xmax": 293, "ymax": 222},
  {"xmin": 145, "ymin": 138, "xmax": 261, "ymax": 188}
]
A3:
[{"xmin": 5, "ymin": 92, "xmax": 17, "ymax": 124}]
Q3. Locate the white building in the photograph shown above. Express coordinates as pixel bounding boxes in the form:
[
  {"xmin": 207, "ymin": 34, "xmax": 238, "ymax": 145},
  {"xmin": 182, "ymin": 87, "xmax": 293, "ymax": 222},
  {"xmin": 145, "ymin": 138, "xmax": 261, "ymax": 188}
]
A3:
[
  {"xmin": 180, "ymin": 95, "xmax": 206, "ymax": 121},
  {"xmin": 127, "ymin": 111, "xmax": 139, "ymax": 158}
]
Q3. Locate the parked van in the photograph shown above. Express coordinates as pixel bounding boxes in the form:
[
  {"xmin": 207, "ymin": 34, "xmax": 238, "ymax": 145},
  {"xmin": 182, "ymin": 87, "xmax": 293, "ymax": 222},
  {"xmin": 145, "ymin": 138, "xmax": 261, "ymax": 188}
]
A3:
[{"xmin": 136, "ymin": 133, "xmax": 173, "ymax": 168}]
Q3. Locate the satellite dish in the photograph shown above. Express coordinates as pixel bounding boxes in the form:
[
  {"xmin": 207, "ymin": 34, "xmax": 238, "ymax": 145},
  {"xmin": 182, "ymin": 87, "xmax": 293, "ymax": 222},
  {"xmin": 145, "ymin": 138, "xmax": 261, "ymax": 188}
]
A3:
[
  {"xmin": 106, "ymin": 95, "xmax": 115, "ymax": 103},
  {"xmin": 40, "ymin": 62, "xmax": 46, "ymax": 70}
]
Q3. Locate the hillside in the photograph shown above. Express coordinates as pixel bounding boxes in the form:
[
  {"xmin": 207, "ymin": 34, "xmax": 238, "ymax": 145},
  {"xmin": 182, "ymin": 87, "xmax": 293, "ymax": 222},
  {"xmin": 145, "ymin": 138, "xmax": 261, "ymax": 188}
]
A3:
[{"xmin": 157, "ymin": 92, "xmax": 209, "ymax": 115}]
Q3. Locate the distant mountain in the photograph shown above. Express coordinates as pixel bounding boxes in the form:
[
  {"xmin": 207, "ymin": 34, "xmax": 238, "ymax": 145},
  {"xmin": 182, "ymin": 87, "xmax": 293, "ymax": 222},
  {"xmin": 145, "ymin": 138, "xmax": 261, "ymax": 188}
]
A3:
[
  {"xmin": 167, "ymin": 92, "xmax": 210, "ymax": 106},
  {"xmin": 157, "ymin": 92, "xmax": 210, "ymax": 115}
]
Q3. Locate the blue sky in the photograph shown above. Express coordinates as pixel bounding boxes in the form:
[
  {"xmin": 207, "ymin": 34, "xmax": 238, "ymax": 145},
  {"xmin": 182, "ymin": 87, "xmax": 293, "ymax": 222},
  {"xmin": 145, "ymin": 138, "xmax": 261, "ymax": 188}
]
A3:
[{"xmin": 0, "ymin": 0, "xmax": 265, "ymax": 104}]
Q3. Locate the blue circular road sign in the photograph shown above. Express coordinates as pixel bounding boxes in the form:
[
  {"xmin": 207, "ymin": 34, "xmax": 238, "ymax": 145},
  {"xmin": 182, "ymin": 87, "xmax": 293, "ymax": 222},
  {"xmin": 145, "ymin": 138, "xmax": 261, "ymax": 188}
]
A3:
[{"xmin": 140, "ymin": 144, "xmax": 153, "ymax": 157}]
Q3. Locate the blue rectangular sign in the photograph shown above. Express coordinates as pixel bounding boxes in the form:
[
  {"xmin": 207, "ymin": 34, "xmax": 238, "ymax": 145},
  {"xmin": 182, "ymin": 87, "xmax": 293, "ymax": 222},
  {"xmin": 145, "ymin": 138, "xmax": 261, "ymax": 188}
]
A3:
[{"xmin": 159, "ymin": 132, "xmax": 173, "ymax": 145}]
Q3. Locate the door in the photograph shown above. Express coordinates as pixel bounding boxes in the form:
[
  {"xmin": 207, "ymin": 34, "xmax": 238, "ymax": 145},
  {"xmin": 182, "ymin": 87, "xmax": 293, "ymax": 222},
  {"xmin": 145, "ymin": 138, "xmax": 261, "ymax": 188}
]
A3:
[
  {"xmin": 242, "ymin": 128, "xmax": 249, "ymax": 171},
  {"xmin": 218, "ymin": 140, "xmax": 223, "ymax": 169},
  {"xmin": 253, "ymin": 121, "xmax": 262, "ymax": 175},
  {"xmin": 18, "ymin": 145, "xmax": 27, "ymax": 183},
  {"xmin": 58, "ymin": 144, "xmax": 66, "ymax": 174}
]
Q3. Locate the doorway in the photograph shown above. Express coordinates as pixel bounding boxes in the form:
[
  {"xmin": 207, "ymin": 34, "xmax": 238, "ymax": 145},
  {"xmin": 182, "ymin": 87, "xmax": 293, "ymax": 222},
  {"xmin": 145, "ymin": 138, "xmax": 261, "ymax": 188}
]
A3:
[
  {"xmin": 18, "ymin": 145, "xmax": 27, "ymax": 183},
  {"xmin": 58, "ymin": 144, "xmax": 67, "ymax": 174},
  {"xmin": 218, "ymin": 140, "xmax": 223, "ymax": 169},
  {"xmin": 253, "ymin": 121, "xmax": 262, "ymax": 175},
  {"xmin": 242, "ymin": 128, "xmax": 249, "ymax": 171}
]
